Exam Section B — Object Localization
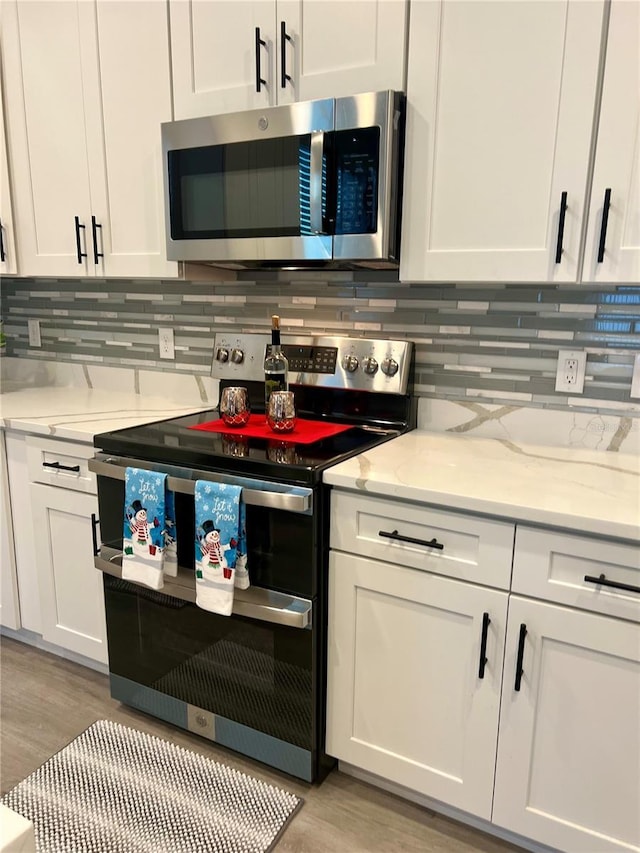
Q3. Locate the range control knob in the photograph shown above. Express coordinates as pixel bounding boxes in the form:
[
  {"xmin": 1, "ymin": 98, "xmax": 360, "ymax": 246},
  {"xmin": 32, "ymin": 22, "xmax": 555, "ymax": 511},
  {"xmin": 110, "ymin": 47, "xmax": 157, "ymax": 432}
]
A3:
[
  {"xmin": 216, "ymin": 347, "xmax": 229, "ymax": 363},
  {"xmin": 230, "ymin": 348, "xmax": 244, "ymax": 364},
  {"xmin": 342, "ymin": 354, "xmax": 359, "ymax": 373},
  {"xmin": 362, "ymin": 356, "xmax": 379, "ymax": 375},
  {"xmin": 381, "ymin": 357, "xmax": 399, "ymax": 377}
]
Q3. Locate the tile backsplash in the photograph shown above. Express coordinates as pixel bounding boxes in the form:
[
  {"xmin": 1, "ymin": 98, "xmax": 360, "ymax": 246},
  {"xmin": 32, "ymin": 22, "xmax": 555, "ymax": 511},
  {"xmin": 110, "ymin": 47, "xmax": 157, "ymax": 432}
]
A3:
[{"xmin": 2, "ymin": 275, "xmax": 639, "ymax": 421}]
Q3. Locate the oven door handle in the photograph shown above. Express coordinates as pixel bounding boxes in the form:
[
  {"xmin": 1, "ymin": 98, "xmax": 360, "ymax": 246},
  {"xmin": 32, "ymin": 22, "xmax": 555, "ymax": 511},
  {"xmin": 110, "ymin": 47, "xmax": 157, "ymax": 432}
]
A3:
[
  {"xmin": 88, "ymin": 457, "xmax": 312, "ymax": 514},
  {"xmin": 96, "ymin": 549, "xmax": 312, "ymax": 629}
]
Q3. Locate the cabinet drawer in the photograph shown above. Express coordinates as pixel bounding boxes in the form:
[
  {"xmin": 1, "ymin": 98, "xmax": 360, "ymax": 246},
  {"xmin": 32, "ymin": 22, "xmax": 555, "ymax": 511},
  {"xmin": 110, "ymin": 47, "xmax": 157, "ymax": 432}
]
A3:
[
  {"xmin": 26, "ymin": 436, "xmax": 96, "ymax": 494},
  {"xmin": 512, "ymin": 527, "xmax": 640, "ymax": 622},
  {"xmin": 331, "ymin": 491, "xmax": 515, "ymax": 589}
]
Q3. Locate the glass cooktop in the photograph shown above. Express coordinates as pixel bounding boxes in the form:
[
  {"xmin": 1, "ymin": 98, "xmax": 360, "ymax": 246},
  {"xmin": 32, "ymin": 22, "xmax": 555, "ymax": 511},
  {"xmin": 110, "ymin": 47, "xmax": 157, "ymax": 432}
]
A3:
[{"xmin": 93, "ymin": 408, "xmax": 407, "ymax": 486}]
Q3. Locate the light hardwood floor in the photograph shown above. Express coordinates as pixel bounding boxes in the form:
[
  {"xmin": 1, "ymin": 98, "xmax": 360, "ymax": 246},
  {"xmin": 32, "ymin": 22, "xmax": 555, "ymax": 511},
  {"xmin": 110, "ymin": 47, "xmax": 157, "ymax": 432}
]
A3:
[{"xmin": 1, "ymin": 637, "xmax": 524, "ymax": 852}]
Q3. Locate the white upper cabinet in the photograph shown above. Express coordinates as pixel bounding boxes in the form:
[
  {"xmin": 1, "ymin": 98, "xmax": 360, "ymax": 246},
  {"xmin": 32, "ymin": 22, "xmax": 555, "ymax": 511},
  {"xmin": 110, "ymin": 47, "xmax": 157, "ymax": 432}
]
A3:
[
  {"xmin": 1, "ymin": 0, "xmax": 179, "ymax": 279},
  {"xmin": 582, "ymin": 0, "xmax": 640, "ymax": 283},
  {"xmin": 0, "ymin": 87, "xmax": 17, "ymax": 275},
  {"xmin": 170, "ymin": 1, "xmax": 276, "ymax": 119},
  {"xmin": 170, "ymin": 0, "xmax": 407, "ymax": 120},
  {"xmin": 275, "ymin": 1, "xmax": 407, "ymax": 104},
  {"xmin": 400, "ymin": 0, "xmax": 605, "ymax": 283}
]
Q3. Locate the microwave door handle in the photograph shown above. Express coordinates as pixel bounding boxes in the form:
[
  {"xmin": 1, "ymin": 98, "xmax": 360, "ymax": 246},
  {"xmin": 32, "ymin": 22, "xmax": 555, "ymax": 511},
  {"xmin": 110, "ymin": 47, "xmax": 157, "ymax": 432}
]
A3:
[{"xmin": 309, "ymin": 131, "xmax": 325, "ymax": 234}]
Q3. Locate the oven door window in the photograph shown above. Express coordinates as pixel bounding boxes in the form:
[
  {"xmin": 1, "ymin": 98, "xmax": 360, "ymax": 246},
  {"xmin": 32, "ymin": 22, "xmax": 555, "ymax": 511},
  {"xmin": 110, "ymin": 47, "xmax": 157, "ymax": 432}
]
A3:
[
  {"xmin": 168, "ymin": 135, "xmax": 323, "ymax": 240},
  {"xmin": 104, "ymin": 576, "xmax": 314, "ymax": 751}
]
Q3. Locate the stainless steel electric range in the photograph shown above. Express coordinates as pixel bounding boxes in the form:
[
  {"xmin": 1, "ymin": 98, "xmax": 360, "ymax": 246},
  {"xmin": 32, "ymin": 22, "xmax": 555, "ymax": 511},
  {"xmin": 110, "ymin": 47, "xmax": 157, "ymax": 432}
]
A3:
[{"xmin": 89, "ymin": 333, "xmax": 415, "ymax": 783}]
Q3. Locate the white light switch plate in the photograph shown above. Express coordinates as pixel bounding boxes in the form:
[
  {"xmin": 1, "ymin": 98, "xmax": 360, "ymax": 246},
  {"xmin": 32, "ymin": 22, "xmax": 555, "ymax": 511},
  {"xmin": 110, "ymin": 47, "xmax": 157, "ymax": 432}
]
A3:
[
  {"xmin": 28, "ymin": 319, "xmax": 41, "ymax": 348},
  {"xmin": 631, "ymin": 353, "xmax": 640, "ymax": 400},
  {"xmin": 555, "ymin": 349, "xmax": 587, "ymax": 394}
]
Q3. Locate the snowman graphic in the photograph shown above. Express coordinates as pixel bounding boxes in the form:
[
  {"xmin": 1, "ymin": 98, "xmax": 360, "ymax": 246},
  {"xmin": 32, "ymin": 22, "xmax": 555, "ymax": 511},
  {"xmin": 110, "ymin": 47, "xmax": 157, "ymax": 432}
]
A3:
[
  {"xmin": 199, "ymin": 520, "xmax": 234, "ymax": 581},
  {"xmin": 128, "ymin": 499, "xmax": 150, "ymax": 546}
]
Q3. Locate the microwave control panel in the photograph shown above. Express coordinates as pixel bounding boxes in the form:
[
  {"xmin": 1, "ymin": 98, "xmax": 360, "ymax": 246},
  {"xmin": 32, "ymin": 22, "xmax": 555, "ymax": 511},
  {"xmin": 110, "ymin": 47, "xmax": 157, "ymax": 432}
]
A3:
[{"xmin": 212, "ymin": 333, "xmax": 413, "ymax": 395}]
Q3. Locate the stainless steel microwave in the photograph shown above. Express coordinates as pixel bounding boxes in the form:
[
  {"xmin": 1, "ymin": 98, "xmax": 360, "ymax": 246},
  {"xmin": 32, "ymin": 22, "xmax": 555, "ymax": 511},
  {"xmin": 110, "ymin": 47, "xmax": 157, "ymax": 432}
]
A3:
[{"xmin": 161, "ymin": 90, "xmax": 405, "ymax": 269}]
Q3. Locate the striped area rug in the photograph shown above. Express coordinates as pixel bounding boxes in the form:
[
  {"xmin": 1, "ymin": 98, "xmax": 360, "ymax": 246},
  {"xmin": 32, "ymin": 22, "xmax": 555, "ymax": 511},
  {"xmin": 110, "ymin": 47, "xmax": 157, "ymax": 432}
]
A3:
[{"xmin": 2, "ymin": 720, "xmax": 303, "ymax": 852}]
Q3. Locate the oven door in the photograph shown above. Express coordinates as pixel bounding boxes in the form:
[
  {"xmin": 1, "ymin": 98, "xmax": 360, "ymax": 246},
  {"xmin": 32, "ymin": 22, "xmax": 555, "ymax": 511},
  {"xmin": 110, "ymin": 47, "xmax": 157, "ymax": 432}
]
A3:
[
  {"xmin": 162, "ymin": 97, "xmax": 334, "ymax": 263},
  {"xmin": 88, "ymin": 454, "xmax": 324, "ymax": 781}
]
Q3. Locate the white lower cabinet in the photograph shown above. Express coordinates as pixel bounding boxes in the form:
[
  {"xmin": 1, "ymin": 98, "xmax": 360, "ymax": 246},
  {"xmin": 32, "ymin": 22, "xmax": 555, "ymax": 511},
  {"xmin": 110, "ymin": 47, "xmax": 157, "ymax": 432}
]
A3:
[
  {"xmin": 29, "ymin": 482, "xmax": 107, "ymax": 664},
  {"xmin": 493, "ymin": 596, "xmax": 640, "ymax": 853},
  {"xmin": 327, "ymin": 550, "xmax": 508, "ymax": 819},
  {"xmin": 327, "ymin": 490, "xmax": 640, "ymax": 852},
  {"xmin": 5, "ymin": 431, "xmax": 107, "ymax": 665},
  {"xmin": 0, "ymin": 432, "xmax": 20, "ymax": 629}
]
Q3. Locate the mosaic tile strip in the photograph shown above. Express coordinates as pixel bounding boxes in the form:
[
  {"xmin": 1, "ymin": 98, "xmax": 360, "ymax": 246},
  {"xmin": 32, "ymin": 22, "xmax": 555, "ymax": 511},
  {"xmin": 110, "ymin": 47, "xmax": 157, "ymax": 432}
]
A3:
[{"xmin": 1, "ymin": 276, "xmax": 639, "ymax": 416}]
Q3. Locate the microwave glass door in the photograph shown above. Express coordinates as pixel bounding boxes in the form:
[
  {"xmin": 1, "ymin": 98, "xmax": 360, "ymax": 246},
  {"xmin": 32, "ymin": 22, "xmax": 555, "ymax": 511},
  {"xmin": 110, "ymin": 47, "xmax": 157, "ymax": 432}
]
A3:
[{"xmin": 168, "ymin": 134, "xmax": 322, "ymax": 241}]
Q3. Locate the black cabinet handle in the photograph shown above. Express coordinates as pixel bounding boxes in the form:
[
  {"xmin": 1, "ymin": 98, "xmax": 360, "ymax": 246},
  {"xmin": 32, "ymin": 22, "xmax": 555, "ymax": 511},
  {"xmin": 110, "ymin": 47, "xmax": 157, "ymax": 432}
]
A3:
[
  {"xmin": 597, "ymin": 188, "xmax": 612, "ymax": 263},
  {"xmin": 555, "ymin": 191, "xmax": 568, "ymax": 263},
  {"xmin": 584, "ymin": 573, "xmax": 640, "ymax": 595},
  {"xmin": 255, "ymin": 27, "xmax": 266, "ymax": 92},
  {"xmin": 74, "ymin": 216, "xmax": 87, "ymax": 264},
  {"xmin": 0, "ymin": 219, "xmax": 5, "ymax": 262},
  {"xmin": 514, "ymin": 623, "xmax": 527, "ymax": 692},
  {"xmin": 280, "ymin": 21, "xmax": 292, "ymax": 88},
  {"xmin": 378, "ymin": 529, "xmax": 444, "ymax": 551},
  {"xmin": 478, "ymin": 612, "xmax": 491, "ymax": 679},
  {"xmin": 91, "ymin": 513, "xmax": 100, "ymax": 558},
  {"xmin": 42, "ymin": 460, "xmax": 81, "ymax": 473},
  {"xmin": 91, "ymin": 216, "xmax": 104, "ymax": 265}
]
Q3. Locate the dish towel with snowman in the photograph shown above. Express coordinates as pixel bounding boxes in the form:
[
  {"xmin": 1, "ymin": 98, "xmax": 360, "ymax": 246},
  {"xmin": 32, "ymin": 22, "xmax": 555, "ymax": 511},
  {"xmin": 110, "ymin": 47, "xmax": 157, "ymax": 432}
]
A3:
[
  {"xmin": 194, "ymin": 480, "xmax": 249, "ymax": 616},
  {"xmin": 122, "ymin": 468, "xmax": 177, "ymax": 590}
]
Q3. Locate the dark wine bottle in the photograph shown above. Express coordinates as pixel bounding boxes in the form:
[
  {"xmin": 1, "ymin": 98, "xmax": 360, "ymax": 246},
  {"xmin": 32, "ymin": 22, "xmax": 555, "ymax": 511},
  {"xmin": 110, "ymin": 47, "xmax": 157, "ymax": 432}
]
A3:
[{"xmin": 264, "ymin": 315, "xmax": 288, "ymax": 410}]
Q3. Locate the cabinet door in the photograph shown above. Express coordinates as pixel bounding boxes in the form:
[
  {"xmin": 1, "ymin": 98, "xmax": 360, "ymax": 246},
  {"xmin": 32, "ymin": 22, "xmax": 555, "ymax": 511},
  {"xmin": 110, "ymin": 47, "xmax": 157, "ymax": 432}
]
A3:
[
  {"xmin": 582, "ymin": 0, "xmax": 640, "ymax": 282},
  {"xmin": 327, "ymin": 551, "xmax": 508, "ymax": 819},
  {"xmin": 0, "ymin": 87, "xmax": 17, "ymax": 275},
  {"xmin": 5, "ymin": 433, "xmax": 40, "ymax": 633},
  {"xmin": 81, "ymin": 1, "xmax": 179, "ymax": 279},
  {"xmin": 1, "ymin": 0, "xmax": 93, "ymax": 277},
  {"xmin": 0, "ymin": 433, "xmax": 20, "ymax": 630},
  {"xmin": 30, "ymin": 483, "xmax": 107, "ymax": 665},
  {"xmin": 275, "ymin": 0, "xmax": 407, "ymax": 105},
  {"xmin": 170, "ymin": 0, "xmax": 276, "ymax": 119},
  {"xmin": 493, "ymin": 596, "xmax": 640, "ymax": 852},
  {"xmin": 401, "ymin": 0, "xmax": 605, "ymax": 283}
]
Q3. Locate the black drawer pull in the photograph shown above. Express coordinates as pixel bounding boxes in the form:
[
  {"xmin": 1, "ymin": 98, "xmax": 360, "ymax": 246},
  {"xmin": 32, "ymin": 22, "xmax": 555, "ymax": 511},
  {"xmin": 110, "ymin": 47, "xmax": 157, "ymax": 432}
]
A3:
[
  {"xmin": 584, "ymin": 573, "xmax": 640, "ymax": 595},
  {"xmin": 555, "ymin": 191, "xmax": 568, "ymax": 263},
  {"xmin": 255, "ymin": 27, "xmax": 266, "ymax": 92},
  {"xmin": 42, "ymin": 460, "xmax": 81, "ymax": 473},
  {"xmin": 597, "ymin": 188, "xmax": 611, "ymax": 263},
  {"xmin": 378, "ymin": 529, "xmax": 444, "ymax": 551},
  {"xmin": 91, "ymin": 513, "xmax": 100, "ymax": 558},
  {"xmin": 478, "ymin": 611, "xmax": 491, "ymax": 679},
  {"xmin": 514, "ymin": 623, "xmax": 527, "ymax": 692},
  {"xmin": 74, "ymin": 215, "xmax": 87, "ymax": 264},
  {"xmin": 280, "ymin": 21, "xmax": 292, "ymax": 88},
  {"xmin": 91, "ymin": 215, "xmax": 104, "ymax": 265},
  {"xmin": 0, "ymin": 218, "xmax": 6, "ymax": 262}
]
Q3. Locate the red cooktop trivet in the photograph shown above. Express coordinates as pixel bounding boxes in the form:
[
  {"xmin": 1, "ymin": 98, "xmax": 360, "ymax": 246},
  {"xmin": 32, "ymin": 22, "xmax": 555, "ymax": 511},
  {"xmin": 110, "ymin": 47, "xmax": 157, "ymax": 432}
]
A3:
[{"xmin": 188, "ymin": 413, "xmax": 354, "ymax": 444}]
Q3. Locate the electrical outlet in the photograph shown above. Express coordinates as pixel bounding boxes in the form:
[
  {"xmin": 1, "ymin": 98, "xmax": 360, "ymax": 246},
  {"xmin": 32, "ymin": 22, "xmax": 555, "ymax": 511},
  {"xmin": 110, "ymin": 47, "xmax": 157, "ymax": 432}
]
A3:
[
  {"xmin": 159, "ymin": 327, "xmax": 175, "ymax": 360},
  {"xmin": 631, "ymin": 353, "xmax": 640, "ymax": 400},
  {"xmin": 28, "ymin": 319, "xmax": 41, "ymax": 348},
  {"xmin": 555, "ymin": 349, "xmax": 587, "ymax": 394}
]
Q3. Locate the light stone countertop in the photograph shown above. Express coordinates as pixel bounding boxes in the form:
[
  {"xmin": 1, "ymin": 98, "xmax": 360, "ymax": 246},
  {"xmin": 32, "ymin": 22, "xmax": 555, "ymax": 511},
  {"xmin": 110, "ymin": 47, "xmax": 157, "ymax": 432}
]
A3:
[
  {"xmin": 0, "ymin": 386, "xmax": 212, "ymax": 443},
  {"xmin": 323, "ymin": 431, "xmax": 640, "ymax": 542}
]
